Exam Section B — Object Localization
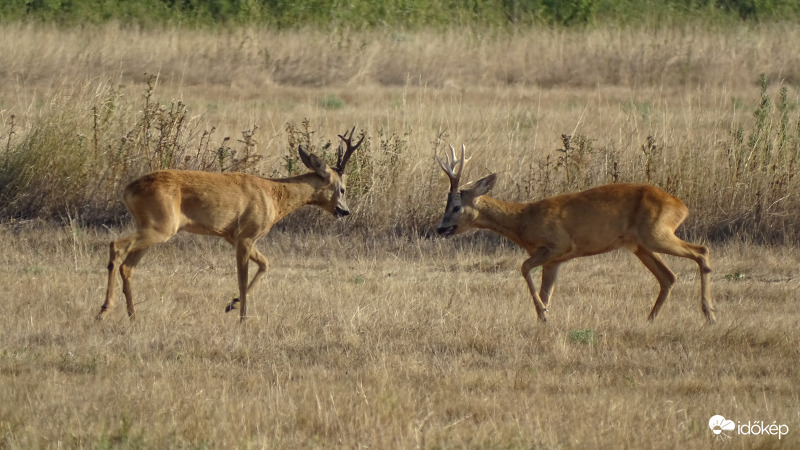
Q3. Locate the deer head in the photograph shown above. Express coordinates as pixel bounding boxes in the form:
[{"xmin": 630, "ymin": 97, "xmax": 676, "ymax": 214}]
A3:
[
  {"xmin": 298, "ymin": 127, "xmax": 364, "ymax": 218},
  {"xmin": 435, "ymin": 144, "xmax": 496, "ymax": 237}
]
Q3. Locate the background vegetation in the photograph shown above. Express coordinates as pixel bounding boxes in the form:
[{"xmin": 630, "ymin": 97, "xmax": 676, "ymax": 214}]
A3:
[
  {"xmin": 3, "ymin": 0, "xmax": 800, "ymax": 28},
  {"xmin": 2, "ymin": 22, "xmax": 800, "ymax": 243}
]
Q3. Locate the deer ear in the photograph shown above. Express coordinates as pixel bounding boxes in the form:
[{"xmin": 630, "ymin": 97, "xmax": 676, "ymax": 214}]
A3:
[
  {"xmin": 472, "ymin": 174, "xmax": 497, "ymax": 197},
  {"xmin": 298, "ymin": 146, "xmax": 330, "ymax": 180}
]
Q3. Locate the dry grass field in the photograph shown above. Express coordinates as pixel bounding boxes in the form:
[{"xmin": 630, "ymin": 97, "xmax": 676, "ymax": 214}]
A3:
[
  {"xmin": 0, "ymin": 226, "xmax": 798, "ymax": 448},
  {"xmin": 0, "ymin": 23, "xmax": 799, "ymax": 448}
]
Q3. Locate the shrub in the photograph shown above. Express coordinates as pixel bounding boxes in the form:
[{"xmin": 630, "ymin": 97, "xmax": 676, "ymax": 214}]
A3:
[{"xmin": 0, "ymin": 76, "xmax": 262, "ymax": 225}]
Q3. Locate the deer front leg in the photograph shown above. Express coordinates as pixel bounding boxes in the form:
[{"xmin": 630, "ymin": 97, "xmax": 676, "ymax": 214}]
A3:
[
  {"xmin": 539, "ymin": 263, "xmax": 561, "ymax": 308},
  {"xmin": 225, "ymin": 245, "xmax": 269, "ymax": 314},
  {"xmin": 98, "ymin": 241, "xmax": 124, "ymax": 320},
  {"xmin": 245, "ymin": 248, "xmax": 269, "ymax": 293},
  {"xmin": 692, "ymin": 244, "xmax": 715, "ymax": 325},
  {"xmin": 235, "ymin": 239, "xmax": 254, "ymax": 322},
  {"xmin": 521, "ymin": 248, "xmax": 552, "ymax": 322},
  {"xmin": 699, "ymin": 264, "xmax": 715, "ymax": 324}
]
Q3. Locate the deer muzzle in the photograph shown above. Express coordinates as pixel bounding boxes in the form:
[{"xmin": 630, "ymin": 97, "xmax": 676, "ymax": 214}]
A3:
[
  {"xmin": 437, "ymin": 225, "xmax": 457, "ymax": 238},
  {"xmin": 335, "ymin": 207, "xmax": 350, "ymax": 218}
]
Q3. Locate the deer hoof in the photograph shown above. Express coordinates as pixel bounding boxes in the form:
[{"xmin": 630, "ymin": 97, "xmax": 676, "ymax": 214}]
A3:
[{"xmin": 224, "ymin": 298, "xmax": 239, "ymax": 313}]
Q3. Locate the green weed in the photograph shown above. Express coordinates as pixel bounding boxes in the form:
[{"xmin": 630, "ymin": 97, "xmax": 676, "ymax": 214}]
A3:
[{"xmin": 568, "ymin": 329, "xmax": 596, "ymax": 345}]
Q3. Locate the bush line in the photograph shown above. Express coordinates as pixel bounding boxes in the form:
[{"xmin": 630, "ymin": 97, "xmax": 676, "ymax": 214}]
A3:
[
  {"xmin": 4, "ymin": 0, "xmax": 800, "ymax": 29},
  {"xmin": 1, "ymin": 73, "xmax": 798, "ymax": 244}
]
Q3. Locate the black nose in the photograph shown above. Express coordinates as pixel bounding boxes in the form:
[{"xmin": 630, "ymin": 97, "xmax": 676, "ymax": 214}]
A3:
[{"xmin": 335, "ymin": 207, "xmax": 350, "ymax": 218}]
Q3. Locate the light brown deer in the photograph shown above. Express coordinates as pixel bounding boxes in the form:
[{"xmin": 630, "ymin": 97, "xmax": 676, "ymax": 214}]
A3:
[
  {"xmin": 435, "ymin": 145, "xmax": 715, "ymax": 324},
  {"xmin": 97, "ymin": 128, "xmax": 364, "ymax": 322}
]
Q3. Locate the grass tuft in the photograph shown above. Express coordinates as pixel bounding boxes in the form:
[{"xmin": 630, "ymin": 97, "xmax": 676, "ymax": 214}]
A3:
[{"xmin": 568, "ymin": 328, "xmax": 597, "ymax": 345}]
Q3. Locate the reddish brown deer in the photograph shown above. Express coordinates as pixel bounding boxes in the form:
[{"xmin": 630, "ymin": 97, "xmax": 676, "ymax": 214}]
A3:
[
  {"xmin": 435, "ymin": 145, "xmax": 715, "ymax": 324},
  {"xmin": 97, "ymin": 128, "xmax": 364, "ymax": 322}
]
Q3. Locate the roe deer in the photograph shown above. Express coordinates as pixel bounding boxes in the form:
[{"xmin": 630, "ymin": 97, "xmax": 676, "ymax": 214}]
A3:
[
  {"xmin": 97, "ymin": 128, "xmax": 364, "ymax": 322},
  {"xmin": 435, "ymin": 145, "xmax": 715, "ymax": 324}
]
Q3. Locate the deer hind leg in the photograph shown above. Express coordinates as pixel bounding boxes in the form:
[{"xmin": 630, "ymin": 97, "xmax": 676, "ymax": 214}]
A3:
[
  {"xmin": 120, "ymin": 249, "xmax": 148, "ymax": 319},
  {"xmin": 634, "ymin": 247, "xmax": 677, "ymax": 322},
  {"xmin": 98, "ymin": 229, "xmax": 173, "ymax": 321},
  {"xmin": 98, "ymin": 238, "xmax": 131, "ymax": 320},
  {"xmin": 642, "ymin": 235, "xmax": 715, "ymax": 324}
]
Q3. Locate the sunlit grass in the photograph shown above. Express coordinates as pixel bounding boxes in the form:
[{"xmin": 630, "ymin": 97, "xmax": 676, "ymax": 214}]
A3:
[
  {"xmin": 0, "ymin": 226, "xmax": 797, "ymax": 447},
  {"xmin": 0, "ymin": 23, "xmax": 799, "ymax": 447}
]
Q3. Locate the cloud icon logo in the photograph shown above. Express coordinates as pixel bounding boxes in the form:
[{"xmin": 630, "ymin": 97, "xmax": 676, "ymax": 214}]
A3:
[{"xmin": 709, "ymin": 415, "xmax": 735, "ymax": 436}]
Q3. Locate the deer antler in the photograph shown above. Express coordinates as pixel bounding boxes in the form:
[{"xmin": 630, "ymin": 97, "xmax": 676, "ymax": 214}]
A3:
[
  {"xmin": 435, "ymin": 144, "xmax": 469, "ymax": 192},
  {"xmin": 335, "ymin": 127, "xmax": 365, "ymax": 175}
]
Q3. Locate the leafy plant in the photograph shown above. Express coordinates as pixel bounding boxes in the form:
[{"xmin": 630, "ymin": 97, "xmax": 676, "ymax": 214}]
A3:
[{"xmin": 568, "ymin": 329, "xmax": 596, "ymax": 345}]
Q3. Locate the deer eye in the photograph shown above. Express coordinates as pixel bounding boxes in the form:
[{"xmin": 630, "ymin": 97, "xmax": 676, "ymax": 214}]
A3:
[
  {"xmin": 453, "ymin": 205, "xmax": 461, "ymax": 213},
  {"xmin": 340, "ymin": 187, "xmax": 345, "ymax": 194}
]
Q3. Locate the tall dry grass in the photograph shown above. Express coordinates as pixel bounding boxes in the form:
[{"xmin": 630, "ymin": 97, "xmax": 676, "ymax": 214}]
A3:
[
  {"xmin": 4, "ymin": 23, "xmax": 800, "ymax": 91},
  {"xmin": 2, "ymin": 23, "xmax": 800, "ymax": 242}
]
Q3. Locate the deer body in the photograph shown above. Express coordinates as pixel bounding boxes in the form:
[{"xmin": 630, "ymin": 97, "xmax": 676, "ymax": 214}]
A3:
[
  {"xmin": 98, "ymin": 129, "xmax": 363, "ymax": 322},
  {"xmin": 472, "ymin": 184, "xmax": 688, "ymax": 258},
  {"xmin": 124, "ymin": 170, "xmax": 338, "ymax": 240},
  {"xmin": 436, "ymin": 146, "xmax": 715, "ymax": 324}
]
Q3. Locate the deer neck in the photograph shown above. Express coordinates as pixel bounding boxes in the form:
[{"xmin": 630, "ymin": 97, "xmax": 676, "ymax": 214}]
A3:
[
  {"xmin": 473, "ymin": 196, "xmax": 526, "ymax": 245},
  {"xmin": 270, "ymin": 173, "xmax": 326, "ymax": 220}
]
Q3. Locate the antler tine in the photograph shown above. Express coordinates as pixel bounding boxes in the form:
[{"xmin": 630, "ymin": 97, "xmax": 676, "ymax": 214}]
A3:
[
  {"xmin": 335, "ymin": 126, "xmax": 364, "ymax": 174},
  {"xmin": 434, "ymin": 153, "xmax": 451, "ymax": 176},
  {"xmin": 436, "ymin": 144, "xmax": 469, "ymax": 191},
  {"xmin": 454, "ymin": 144, "xmax": 467, "ymax": 179}
]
